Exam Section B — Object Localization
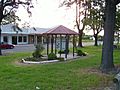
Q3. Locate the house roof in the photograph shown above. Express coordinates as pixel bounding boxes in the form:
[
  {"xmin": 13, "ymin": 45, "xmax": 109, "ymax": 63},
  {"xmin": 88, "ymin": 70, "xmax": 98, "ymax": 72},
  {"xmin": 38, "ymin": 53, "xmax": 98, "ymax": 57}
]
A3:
[
  {"xmin": 1, "ymin": 24, "xmax": 49, "ymax": 35},
  {"xmin": 28, "ymin": 28, "xmax": 49, "ymax": 35},
  {"xmin": 1, "ymin": 24, "xmax": 78, "ymax": 35},
  {"xmin": 43, "ymin": 25, "xmax": 78, "ymax": 35}
]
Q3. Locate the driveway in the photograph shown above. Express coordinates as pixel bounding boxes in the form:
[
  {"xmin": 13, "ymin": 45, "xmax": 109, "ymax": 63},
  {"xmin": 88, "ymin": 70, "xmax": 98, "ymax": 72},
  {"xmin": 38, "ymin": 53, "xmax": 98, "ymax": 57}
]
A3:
[
  {"xmin": 2, "ymin": 44, "xmax": 35, "ymax": 53},
  {"xmin": 2, "ymin": 41, "xmax": 103, "ymax": 53}
]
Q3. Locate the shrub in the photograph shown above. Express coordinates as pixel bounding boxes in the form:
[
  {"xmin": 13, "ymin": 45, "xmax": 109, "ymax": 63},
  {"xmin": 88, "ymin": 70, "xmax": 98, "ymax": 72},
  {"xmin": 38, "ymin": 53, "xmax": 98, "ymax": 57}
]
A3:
[
  {"xmin": 64, "ymin": 49, "xmax": 69, "ymax": 54},
  {"xmin": 25, "ymin": 57, "xmax": 37, "ymax": 61},
  {"xmin": 24, "ymin": 57, "xmax": 47, "ymax": 61},
  {"xmin": 58, "ymin": 50, "xmax": 64, "ymax": 54},
  {"xmin": 57, "ymin": 57, "xmax": 64, "ymax": 61},
  {"xmin": 76, "ymin": 49, "xmax": 86, "ymax": 56},
  {"xmin": 58, "ymin": 50, "xmax": 69, "ymax": 54},
  {"xmin": 32, "ymin": 44, "xmax": 45, "ymax": 58},
  {"xmin": 48, "ymin": 53, "xmax": 57, "ymax": 60},
  {"xmin": 113, "ymin": 45, "xmax": 117, "ymax": 49}
]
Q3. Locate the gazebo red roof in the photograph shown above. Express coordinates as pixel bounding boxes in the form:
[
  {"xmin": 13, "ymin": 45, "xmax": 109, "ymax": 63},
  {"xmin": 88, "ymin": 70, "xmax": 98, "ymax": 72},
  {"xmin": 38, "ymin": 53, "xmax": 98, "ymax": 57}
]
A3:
[{"xmin": 43, "ymin": 25, "xmax": 78, "ymax": 35}]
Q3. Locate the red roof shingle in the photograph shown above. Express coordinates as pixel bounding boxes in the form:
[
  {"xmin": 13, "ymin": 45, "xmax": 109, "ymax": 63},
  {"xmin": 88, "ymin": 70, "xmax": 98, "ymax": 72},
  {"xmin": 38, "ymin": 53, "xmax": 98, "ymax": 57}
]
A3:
[{"xmin": 43, "ymin": 25, "xmax": 78, "ymax": 35}]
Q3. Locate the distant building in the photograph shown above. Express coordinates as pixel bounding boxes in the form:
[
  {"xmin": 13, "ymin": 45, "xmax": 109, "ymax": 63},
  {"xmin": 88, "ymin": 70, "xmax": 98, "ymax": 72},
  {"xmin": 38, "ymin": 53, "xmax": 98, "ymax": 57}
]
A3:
[{"xmin": 1, "ymin": 24, "xmax": 49, "ymax": 45}]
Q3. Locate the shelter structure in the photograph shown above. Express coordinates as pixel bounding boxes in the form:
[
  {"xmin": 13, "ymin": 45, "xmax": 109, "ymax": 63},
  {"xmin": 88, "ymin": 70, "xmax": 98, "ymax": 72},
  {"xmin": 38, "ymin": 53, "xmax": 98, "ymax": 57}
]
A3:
[{"xmin": 43, "ymin": 25, "xmax": 79, "ymax": 60}]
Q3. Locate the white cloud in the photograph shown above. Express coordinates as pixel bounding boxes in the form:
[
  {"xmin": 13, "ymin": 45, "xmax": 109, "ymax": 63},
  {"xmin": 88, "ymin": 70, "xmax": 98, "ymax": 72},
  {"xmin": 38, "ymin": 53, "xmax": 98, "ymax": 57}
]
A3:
[{"xmin": 16, "ymin": 0, "xmax": 75, "ymax": 29}]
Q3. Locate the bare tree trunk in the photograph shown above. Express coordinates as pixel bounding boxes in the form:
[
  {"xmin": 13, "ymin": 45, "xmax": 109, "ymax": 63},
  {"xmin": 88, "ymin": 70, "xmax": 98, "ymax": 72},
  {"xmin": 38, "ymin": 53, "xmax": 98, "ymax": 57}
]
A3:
[
  {"xmin": 0, "ymin": 6, "xmax": 4, "ymax": 55},
  {"xmin": 0, "ymin": 12, "xmax": 2, "ymax": 55},
  {"xmin": 117, "ymin": 33, "xmax": 119, "ymax": 44},
  {"xmin": 94, "ymin": 34, "xmax": 98, "ymax": 46},
  {"xmin": 78, "ymin": 30, "xmax": 83, "ymax": 47},
  {"xmin": 0, "ymin": 23, "xmax": 2, "ymax": 55},
  {"xmin": 100, "ymin": 1, "xmax": 116, "ymax": 72}
]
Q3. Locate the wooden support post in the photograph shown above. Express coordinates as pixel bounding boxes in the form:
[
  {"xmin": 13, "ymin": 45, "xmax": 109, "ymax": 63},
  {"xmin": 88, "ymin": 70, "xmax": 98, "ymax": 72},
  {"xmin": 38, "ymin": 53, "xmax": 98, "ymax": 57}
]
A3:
[
  {"xmin": 65, "ymin": 35, "xmax": 68, "ymax": 60},
  {"xmin": 51, "ymin": 35, "xmax": 54, "ymax": 53},
  {"xmin": 60, "ymin": 35, "xmax": 62, "ymax": 57},
  {"xmin": 47, "ymin": 35, "xmax": 49, "ymax": 55},
  {"xmin": 55, "ymin": 35, "xmax": 57, "ymax": 54},
  {"xmin": 73, "ymin": 35, "xmax": 75, "ymax": 57}
]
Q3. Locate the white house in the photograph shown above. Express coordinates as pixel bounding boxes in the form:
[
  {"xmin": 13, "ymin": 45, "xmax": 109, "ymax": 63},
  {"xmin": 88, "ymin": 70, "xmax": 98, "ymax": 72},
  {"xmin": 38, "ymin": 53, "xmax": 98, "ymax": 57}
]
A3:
[{"xmin": 1, "ymin": 24, "xmax": 49, "ymax": 45}]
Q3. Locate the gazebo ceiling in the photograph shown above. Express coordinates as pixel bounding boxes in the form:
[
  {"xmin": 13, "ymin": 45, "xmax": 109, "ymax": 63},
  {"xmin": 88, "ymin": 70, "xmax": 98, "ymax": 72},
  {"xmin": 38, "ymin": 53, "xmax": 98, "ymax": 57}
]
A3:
[{"xmin": 43, "ymin": 25, "xmax": 78, "ymax": 35}]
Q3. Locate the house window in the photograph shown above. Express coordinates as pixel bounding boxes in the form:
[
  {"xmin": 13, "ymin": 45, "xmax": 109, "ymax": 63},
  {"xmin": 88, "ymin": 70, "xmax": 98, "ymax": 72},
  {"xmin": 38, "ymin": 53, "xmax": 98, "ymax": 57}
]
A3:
[
  {"xmin": 23, "ymin": 36, "xmax": 27, "ymax": 42},
  {"xmin": 18, "ymin": 36, "xmax": 22, "ymax": 42},
  {"xmin": 3, "ymin": 36, "xmax": 8, "ymax": 43}
]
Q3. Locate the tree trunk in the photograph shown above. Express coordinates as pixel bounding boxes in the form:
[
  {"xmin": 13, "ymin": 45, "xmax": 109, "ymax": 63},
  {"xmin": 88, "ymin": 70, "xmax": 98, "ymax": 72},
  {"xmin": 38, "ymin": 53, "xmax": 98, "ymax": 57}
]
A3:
[
  {"xmin": 94, "ymin": 34, "xmax": 98, "ymax": 46},
  {"xmin": 0, "ymin": 13, "xmax": 2, "ymax": 55},
  {"xmin": 100, "ymin": 1, "xmax": 116, "ymax": 72},
  {"xmin": 0, "ymin": 24, "xmax": 2, "ymax": 55},
  {"xmin": 117, "ymin": 33, "xmax": 119, "ymax": 44},
  {"xmin": 0, "ymin": 7, "xmax": 3, "ymax": 55},
  {"xmin": 78, "ymin": 30, "xmax": 83, "ymax": 47}
]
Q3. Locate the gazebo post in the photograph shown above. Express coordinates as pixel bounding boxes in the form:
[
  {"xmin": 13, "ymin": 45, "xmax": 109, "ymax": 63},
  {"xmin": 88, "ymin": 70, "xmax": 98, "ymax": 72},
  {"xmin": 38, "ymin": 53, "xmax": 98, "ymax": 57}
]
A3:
[
  {"xmin": 73, "ymin": 35, "xmax": 75, "ymax": 57},
  {"xmin": 47, "ymin": 35, "xmax": 49, "ymax": 55},
  {"xmin": 65, "ymin": 35, "xmax": 68, "ymax": 60},
  {"xmin": 60, "ymin": 35, "xmax": 62, "ymax": 57},
  {"xmin": 55, "ymin": 35, "xmax": 57, "ymax": 54},
  {"xmin": 51, "ymin": 35, "xmax": 54, "ymax": 53}
]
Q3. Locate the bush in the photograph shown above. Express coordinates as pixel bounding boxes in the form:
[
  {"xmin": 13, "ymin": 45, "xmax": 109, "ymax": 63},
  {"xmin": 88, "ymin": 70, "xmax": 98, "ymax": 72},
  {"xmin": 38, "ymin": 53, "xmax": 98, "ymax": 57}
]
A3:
[
  {"xmin": 32, "ymin": 44, "xmax": 45, "ymax": 58},
  {"xmin": 25, "ymin": 57, "xmax": 37, "ymax": 61},
  {"xmin": 58, "ymin": 50, "xmax": 69, "ymax": 54},
  {"xmin": 64, "ymin": 50, "xmax": 69, "ymax": 54},
  {"xmin": 76, "ymin": 49, "xmax": 86, "ymax": 56},
  {"xmin": 24, "ymin": 57, "xmax": 47, "ymax": 61},
  {"xmin": 58, "ymin": 50, "xmax": 64, "ymax": 54},
  {"xmin": 48, "ymin": 53, "xmax": 57, "ymax": 60},
  {"xmin": 57, "ymin": 57, "xmax": 64, "ymax": 61}
]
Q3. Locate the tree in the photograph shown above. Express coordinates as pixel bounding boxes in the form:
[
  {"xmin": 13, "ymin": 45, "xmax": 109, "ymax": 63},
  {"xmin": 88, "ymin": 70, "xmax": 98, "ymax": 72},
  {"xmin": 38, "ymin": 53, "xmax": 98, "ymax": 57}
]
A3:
[
  {"xmin": 86, "ymin": 0, "xmax": 104, "ymax": 46},
  {"xmin": 75, "ymin": 0, "xmax": 87, "ymax": 47},
  {"xmin": 0, "ymin": 0, "xmax": 33, "ymax": 55},
  {"xmin": 100, "ymin": 0, "xmax": 120, "ymax": 72},
  {"xmin": 60, "ymin": 0, "xmax": 88, "ymax": 47}
]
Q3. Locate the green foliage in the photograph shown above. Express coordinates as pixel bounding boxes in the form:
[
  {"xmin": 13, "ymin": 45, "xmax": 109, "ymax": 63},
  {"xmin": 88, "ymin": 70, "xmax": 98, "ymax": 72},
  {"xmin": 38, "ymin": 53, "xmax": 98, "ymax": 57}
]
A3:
[
  {"xmin": 58, "ymin": 50, "xmax": 64, "ymax": 54},
  {"xmin": 58, "ymin": 50, "xmax": 69, "ymax": 54},
  {"xmin": 32, "ymin": 44, "xmax": 45, "ymax": 58},
  {"xmin": 48, "ymin": 53, "xmax": 57, "ymax": 60},
  {"xmin": 24, "ymin": 57, "xmax": 37, "ymax": 61},
  {"xmin": 76, "ymin": 48, "xmax": 87, "ymax": 56},
  {"xmin": 57, "ymin": 57, "xmax": 64, "ymax": 61},
  {"xmin": 24, "ymin": 57, "xmax": 47, "ymax": 61}
]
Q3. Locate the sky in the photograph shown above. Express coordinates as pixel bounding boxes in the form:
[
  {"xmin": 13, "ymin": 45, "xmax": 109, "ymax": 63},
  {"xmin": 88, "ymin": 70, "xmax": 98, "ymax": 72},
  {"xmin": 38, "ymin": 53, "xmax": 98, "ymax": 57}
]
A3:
[
  {"xmin": 16, "ymin": 0, "xmax": 104, "ymax": 35},
  {"xmin": 17, "ymin": 0, "xmax": 76, "ymax": 29}
]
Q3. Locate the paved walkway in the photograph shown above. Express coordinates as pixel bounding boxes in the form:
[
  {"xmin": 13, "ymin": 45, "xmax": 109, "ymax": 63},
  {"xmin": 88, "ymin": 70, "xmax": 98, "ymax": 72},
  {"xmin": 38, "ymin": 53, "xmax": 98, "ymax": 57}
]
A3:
[
  {"xmin": 56, "ymin": 53, "xmax": 81, "ymax": 60},
  {"xmin": 42, "ymin": 53, "xmax": 83, "ymax": 61}
]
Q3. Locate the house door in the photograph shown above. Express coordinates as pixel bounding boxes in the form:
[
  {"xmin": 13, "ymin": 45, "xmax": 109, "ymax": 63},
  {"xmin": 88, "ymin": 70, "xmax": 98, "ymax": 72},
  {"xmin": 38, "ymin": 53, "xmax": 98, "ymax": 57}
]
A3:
[{"xmin": 12, "ymin": 36, "xmax": 17, "ymax": 45}]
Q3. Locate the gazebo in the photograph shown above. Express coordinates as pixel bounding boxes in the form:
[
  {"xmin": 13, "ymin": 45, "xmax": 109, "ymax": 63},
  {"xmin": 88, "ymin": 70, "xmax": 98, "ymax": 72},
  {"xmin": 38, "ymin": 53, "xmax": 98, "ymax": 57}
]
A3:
[{"xmin": 43, "ymin": 25, "xmax": 78, "ymax": 60}]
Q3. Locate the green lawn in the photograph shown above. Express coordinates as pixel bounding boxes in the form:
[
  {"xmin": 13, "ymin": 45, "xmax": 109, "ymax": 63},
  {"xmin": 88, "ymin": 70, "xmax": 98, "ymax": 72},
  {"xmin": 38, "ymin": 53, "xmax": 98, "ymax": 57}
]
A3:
[{"xmin": 0, "ymin": 46, "xmax": 119, "ymax": 90}]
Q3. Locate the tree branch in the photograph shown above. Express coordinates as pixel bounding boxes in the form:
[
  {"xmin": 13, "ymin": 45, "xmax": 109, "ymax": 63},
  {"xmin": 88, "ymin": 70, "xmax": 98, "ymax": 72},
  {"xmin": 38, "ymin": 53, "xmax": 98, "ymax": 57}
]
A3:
[
  {"xmin": 1, "ymin": 0, "xmax": 5, "ymax": 6},
  {"xmin": 3, "ymin": 1, "xmax": 30, "ymax": 8},
  {"xmin": 115, "ymin": 0, "xmax": 120, "ymax": 5},
  {"xmin": 2, "ymin": 7, "xmax": 15, "ymax": 19}
]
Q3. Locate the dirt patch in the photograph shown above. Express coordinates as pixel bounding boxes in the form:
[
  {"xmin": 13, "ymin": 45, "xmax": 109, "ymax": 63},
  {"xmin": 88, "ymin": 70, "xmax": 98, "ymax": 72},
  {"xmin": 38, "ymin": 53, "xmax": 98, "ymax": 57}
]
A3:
[
  {"xmin": 79, "ymin": 68, "xmax": 111, "ymax": 76},
  {"xmin": 0, "ymin": 52, "xmax": 14, "ymax": 56},
  {"xmin": 73, "ymin": 68, "xmax": 116, "ymax": 90},
  {"xmin": 14, "ymin": 60, "xmax": 33, "ymax": 66}
]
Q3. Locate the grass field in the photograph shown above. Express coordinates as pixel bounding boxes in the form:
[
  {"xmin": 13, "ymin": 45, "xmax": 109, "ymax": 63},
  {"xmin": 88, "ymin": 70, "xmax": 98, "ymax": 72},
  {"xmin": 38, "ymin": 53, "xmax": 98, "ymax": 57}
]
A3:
[{"xmin": 0, "ymin": 46, "xmax": 119, "ymax": 90}]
